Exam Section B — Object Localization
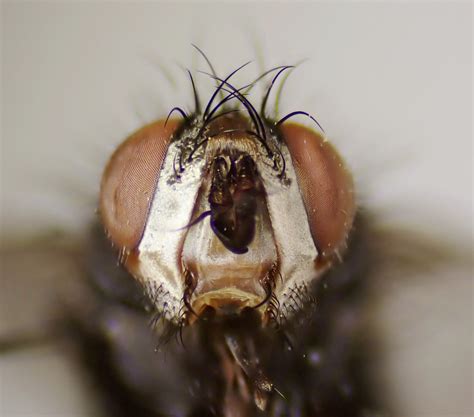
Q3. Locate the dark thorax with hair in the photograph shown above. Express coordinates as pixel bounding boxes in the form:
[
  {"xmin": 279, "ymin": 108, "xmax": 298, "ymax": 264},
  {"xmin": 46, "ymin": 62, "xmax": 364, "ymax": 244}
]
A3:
[{"xmin": 66, "ymin": 213, "xmax": 381, "ymax": 417}]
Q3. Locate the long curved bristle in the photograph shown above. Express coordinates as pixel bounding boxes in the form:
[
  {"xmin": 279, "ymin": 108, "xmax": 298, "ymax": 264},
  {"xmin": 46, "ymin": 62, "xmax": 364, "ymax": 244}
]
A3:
[
  {"xmin": 202, "ymin": 61, "xmax": 252, "ymax": 120},
  {"xmin": 276, "ymin": 110, "xmax": 325, "ymax": 134},
  {"xmin": 187, "ymin": 69, "xmax": 201, "ymax": 114},
  {"xmin": 260, "ymin": 66, "xmax": 294, "ymax": 118},
  {"xmin": 192, "ymin": 44, "xmax": 225, "ymax": 104},
  {"xmin": 165, "ymin": 106, "xmax": 189, "ymax": 127}
]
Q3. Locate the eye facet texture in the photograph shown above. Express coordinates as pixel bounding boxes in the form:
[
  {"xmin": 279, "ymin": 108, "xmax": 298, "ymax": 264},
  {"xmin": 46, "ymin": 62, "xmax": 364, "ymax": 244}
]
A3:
[
  {"xmin": 100, "ymin": 119, "xmax": 180, "ymax": 250},
  {"xmin": 279, "ymin": 123, "xmax": 355, "ymax": 258}
]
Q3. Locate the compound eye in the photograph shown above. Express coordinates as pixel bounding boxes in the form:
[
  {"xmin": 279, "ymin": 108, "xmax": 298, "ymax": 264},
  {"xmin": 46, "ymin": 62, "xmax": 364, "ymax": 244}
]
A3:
[
  {"xmin": 279, "ymin": 123, "xmax": 356, "ymax": 259},
  {"xmin": 100, "ymin": 119, "xmax": 181, "ymax": 250}
]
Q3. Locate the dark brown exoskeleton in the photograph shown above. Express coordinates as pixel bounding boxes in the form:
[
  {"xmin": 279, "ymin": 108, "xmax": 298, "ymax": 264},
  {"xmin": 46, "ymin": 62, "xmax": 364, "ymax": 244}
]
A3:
[{"xmin": 66, "ymin": 49, "xmax": 383, "ymax": 417}]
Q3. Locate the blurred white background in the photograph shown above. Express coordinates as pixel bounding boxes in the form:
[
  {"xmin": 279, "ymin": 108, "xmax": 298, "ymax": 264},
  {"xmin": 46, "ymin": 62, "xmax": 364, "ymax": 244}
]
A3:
[{"xmin": 1, "ymin": 1, "xmax": 472, "ymax": 417}]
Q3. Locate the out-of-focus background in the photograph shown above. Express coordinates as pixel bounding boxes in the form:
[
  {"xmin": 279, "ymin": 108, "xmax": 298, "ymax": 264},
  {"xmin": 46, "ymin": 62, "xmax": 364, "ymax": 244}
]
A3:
[{"xmin": 1, "ymin": 2, "xmax": 472, "ymax": 417}]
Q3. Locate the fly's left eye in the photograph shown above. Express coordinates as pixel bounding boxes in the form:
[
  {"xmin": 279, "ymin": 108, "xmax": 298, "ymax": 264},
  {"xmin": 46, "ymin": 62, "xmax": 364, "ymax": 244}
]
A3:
[
  {"xmin": 279, "ymin": 123, "xmax": 356, "ymax": 259},
  {"xmin": 99, "ymin": 119, "xmax": 181, "ymax": 251}
]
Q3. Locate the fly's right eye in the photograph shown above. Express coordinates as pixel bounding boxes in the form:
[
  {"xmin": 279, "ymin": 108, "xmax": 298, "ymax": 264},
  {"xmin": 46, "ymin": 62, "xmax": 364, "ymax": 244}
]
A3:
[
  {"xmin": 99, "ymin": 119, "xmax": 182, "ymax": 251},
  {"xmin": 278, "ymin": 122, "xmax": 356, "ymax": 259}
]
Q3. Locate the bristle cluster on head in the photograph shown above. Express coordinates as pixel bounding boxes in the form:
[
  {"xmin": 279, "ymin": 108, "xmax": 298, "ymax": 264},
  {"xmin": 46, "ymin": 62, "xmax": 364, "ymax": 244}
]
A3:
[{"xmin": 166, "ymin": 48, "xmax": 326, "ymax": 184}]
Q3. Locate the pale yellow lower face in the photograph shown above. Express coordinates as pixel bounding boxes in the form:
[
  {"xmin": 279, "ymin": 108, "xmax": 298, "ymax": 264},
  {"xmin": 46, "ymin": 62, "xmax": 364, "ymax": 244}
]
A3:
[{"xmin": 181, "ymin": 168, "xmax": 278, "ymax": 316}]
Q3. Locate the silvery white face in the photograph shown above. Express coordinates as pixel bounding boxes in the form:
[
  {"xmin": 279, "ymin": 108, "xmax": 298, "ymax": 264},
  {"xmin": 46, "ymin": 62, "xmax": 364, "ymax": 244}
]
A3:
[{"xmin": 100, "ymin": 66, "xmax": 355, "ymax": 325}]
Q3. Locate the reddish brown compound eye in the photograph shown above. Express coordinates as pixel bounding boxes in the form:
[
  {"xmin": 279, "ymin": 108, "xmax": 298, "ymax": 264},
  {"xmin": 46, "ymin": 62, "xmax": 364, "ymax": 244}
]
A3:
[
  {"xmin": 279, "ymin": 123, "xmax": 356, "ymax": 259},
  {"xmin": 100, "ymin": 119, "xmax": 181, "ymax": 251}
]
